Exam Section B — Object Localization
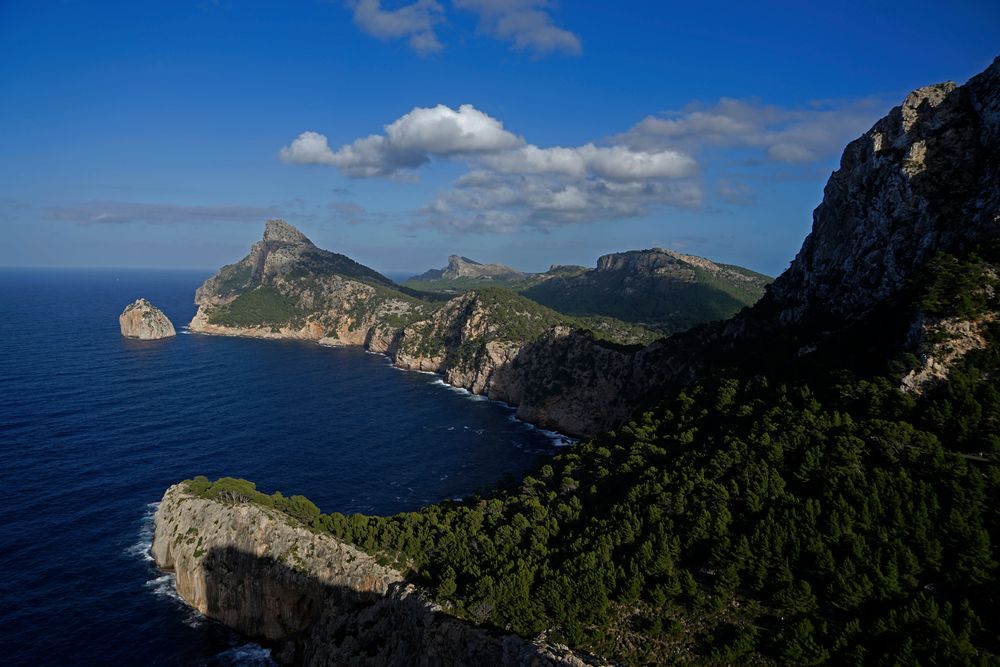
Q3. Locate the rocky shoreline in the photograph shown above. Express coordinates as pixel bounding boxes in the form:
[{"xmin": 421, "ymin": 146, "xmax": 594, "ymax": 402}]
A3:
[{"xmin": 152, "ymin": 483, "xmax": 602, "ymax": 666}]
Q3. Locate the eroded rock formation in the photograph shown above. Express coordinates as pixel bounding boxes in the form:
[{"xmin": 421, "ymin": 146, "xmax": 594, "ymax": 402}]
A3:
[
  {"xmin": 152, "ymin": 484, "xmax": 601, "ymax": 666},
  {"xmin": 119, "ymin": 298, "xmax": 176, "ymax": 340}
]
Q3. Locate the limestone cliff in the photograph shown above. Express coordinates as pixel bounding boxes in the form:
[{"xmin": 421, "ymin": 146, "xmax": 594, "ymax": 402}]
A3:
[
  {"xmin": 520, "ymin": 248, "xmax": 771, "ymax": 334},
  {"xmin": 411, "ymin": 255, "xmax": 525, "ymax": 282},
  {"xmin": 119, "ymin": 298, "xmax": 176, "ymax": 340},
  {"xmin": 767, "ymin": 57, "xmax": 1000, "ymax": 327},
  {"xmin": 152, "ymin": 483, "xmax": 601, "ymax": 666},
  {"xmin": 189, "ymin": 223, "xmax": 662, "ymax": 437}
]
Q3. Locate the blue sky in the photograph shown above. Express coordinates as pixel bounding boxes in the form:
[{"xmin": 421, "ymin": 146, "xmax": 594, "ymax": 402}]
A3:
[{"xmin": 1, "ymin": 1, "xmax": 997, "ymax": 277}]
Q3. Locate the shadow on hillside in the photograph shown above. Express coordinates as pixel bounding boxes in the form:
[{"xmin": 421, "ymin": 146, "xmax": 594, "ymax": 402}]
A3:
[{"xmin": 197, "ymin": 545, "xmax": 593, "ymax": 666}]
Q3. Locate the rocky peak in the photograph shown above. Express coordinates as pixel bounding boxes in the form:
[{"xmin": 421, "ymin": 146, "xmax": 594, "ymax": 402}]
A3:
[
  {"xmin": 768, "ymin": 57, "xmax": 1000, "ymax": 326},
  {"xmin": 263, "ymin": 219, "xmax": 313, "ymax": 246},
  {"xmin": 596, "ymin": 248, "xmax": 692, "ymax": 277},
  {"xmin": 448, "ymin": 254, "xmax": 479, "ymax": 267},
  {"xmin": 413, "ymin": 255, "xmax": 525, "ymax": 281}
]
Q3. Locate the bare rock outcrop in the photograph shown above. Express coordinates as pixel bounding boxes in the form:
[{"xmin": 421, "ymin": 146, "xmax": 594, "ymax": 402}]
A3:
[
  {"xmin": 119, "ymin": 298, "xmax": 176, "ymax": 340},
  {"xmin": 412, "ymin": 255, "xmax": 525, "ymax": 282},
  {"xmin": 768, "ymin": 57, "xmax": 1000, "ymax": 326},
  {"xmin": 152, "ymin": 484, "xmax": 603, "ymax": 666}
]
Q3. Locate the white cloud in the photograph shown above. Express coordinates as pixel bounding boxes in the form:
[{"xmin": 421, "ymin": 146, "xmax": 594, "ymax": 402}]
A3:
[
  {"xmin": 453, "ymin": 0, "xmax": 582, "ymax": 56},
  {"xmin": 279, "ymin": 131, "xmax": 338, "ymax": 165},
  {"xmin": 585, "ymin": 145, "xmax": 696, "ymax": 181},
  {"xmin": 418, "ymin": 169, "xmax": 702, "ymax": 233},
  {"xmin": 281, "ymin": 104, "xmax": 703, "ymax": 232},
  {"xmin": 617, "ymin": 97, "xmax": 885, "ymax": 164},
  {"xmin": 281, "ymin": 104, "xmax": 523, "ymax": 177},
  {"xmin": 384, "ymin": 103, "xmax": 522, "ymax": 154},
  {"xmin": 480, "ymin": 143, "xmax": 696, "ymax": 181},
  {"xmin": 348, "ymin": 0, "xmax": 444, "ymax": 55}
]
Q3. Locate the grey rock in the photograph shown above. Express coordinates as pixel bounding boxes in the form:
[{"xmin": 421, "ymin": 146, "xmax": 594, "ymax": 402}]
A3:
[
  {"xmin": 152, "ymin": 485, "xmax": 605, "ymax": 666},
  {"xmin": 768, "ymin": 57, "xmax": 1000, "ymax": 326}
]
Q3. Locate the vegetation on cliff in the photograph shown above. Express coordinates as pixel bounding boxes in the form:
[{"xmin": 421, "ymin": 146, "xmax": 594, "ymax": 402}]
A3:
[
  {"xmin": 405, "ymin": 250, "xmax": 772, "ymax": 336},
  {"xmin": 187, "ymin": 249, "xmax": 1000, "ymax": 665},
  {"xmin": 208, "ymin": 285, "xmax": 307, "ymax": 328}
]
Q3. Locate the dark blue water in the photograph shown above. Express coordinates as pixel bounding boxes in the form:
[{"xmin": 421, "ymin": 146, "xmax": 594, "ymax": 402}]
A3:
[{"xmin": 0, "ymin": 269, "xmax": 566, "ymax": 666}]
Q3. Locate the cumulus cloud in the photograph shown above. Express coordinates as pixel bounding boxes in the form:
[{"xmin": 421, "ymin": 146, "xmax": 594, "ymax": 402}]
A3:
[
  {"xmin": 617, "ymin": 97, "xmax": 885, "ymax": 164},
  {"xmin": 46, "ymin": 201, "xmax": 282, "ymax": 225},
  {"xmin": 281, "ymin": 103, "xmax": 703, "ymax": 232},
  {"xmin": 479, "ymin": 143, "xmax": 696, "ymax": 181},
  {"xmin": 281, "ymin": 104, "xmax": 523, "ymax": 177},
  {"xmin": 453, "ymin": 0, "xmax": 582, "ymax": 56},
  {"xmin": 419, "ymin": 170, "xmax": 701, "ymax": 233},
  {"xmin": 279, "ymin": 131, "xmax": 338, "ymax": 165},
  {"xmin": 348, "ymin": 0, "xmax": 444, "ymax": 55}
]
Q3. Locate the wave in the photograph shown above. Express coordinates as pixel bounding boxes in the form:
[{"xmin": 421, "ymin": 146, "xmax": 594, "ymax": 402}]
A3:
[
  {"xmin": 211, "ymin": 644, "xmax": 275, "ymax": 666},
  {"xmin": 124, "ymin": 501, "xmax": 159, "ymax": 563},
  {"xmin": 426, "ymin": 377, "xmax": 576, "ymax": 447},
  {"xmin": 129, "ymin": 502, "xmax": 206, "ymax": 628}
]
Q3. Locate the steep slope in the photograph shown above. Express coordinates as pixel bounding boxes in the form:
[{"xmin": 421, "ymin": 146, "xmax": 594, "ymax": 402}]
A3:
[
  {"xmin": 768, "ymin": 62, "xmax": 1000, "ymax": 327},
  {"xmin": 153, "ymin": 480, "xmax": 597, "ymax": 666},
  {"xmin": 411, "ymin": 255, "xmax": 525, "ymax": 282},
  {"xmin": 161, "ymin": 57, "xmax": 1000, "ymax": 665},
  {"xmin": 522, "ymin": 248, "xmax": 771, "ymax": 334},
  {"xmin": 190, "ymin": 230, "xmax": 668, "ymax": 436},
  {"xmin": 406, "ymin": 248, "xmax": 771, "ymax": 335}
]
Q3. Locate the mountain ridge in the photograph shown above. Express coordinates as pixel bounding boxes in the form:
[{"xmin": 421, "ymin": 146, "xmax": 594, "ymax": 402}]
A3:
[
  {"xmin": 163, "ymin": 56, "xmax": 1000, "ymax": 665},
  {"xmin": 406, "ymin": 247, "xmax": 771, "ymax": 334}
]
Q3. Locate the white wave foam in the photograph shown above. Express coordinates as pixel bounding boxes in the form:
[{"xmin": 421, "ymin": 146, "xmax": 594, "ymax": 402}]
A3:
[
  {"xmin": 213, "ymin": 643, "xmax": 276, "ymax": 666},
  {"xmin": 125, "ymin": 502, "xmax": 159, "ymax": 563},
  {"xmin": 132, "ymin": 502, "xmax": 207, "ymax": 627},
  {"xmin": 422, "ymin": 366, "xmax": 577, "ymax": 447}
]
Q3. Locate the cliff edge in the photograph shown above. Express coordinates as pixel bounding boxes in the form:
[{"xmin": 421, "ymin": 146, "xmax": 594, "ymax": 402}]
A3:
[{"xmin": 152, "ymin": 482, "xmax": 601, "ymax": 666}]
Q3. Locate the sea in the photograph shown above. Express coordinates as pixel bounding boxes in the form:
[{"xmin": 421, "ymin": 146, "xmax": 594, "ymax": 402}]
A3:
[{"xmin": 0, "ymin": 268, "xmax": 570, "ymax": 666}]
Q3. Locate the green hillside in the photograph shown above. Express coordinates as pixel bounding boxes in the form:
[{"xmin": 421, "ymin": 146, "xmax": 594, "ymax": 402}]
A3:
[{"xmin": 188, "ymin": 248, "xmax": 1000, "ymax": 664}]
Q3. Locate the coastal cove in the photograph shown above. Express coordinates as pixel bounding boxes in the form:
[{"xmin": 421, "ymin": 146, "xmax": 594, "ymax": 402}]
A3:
[{"xmin": 0, "ymin": 268, "xmax": 568, "ymax": 666}]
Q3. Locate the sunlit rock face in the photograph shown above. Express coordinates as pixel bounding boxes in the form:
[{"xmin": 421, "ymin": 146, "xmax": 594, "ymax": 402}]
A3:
[
  {"xmin": 119, "ymin": 298, "xmax": 176, "ymax": 340},
  {"xmin": 768, "ymin": 57, "xmax": 1000, "ymax": 327}
]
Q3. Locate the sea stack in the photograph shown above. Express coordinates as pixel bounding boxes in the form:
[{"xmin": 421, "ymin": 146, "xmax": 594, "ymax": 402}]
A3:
[{"xmin": 119, "ymin": 298, "xmax": 176, "ymax": 340}]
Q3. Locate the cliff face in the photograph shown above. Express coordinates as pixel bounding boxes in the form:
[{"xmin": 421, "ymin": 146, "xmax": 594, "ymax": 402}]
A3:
[
  {"xmin": 412, "ymin": 255, "xmax": 525, "ymax": 282},
  {"xmin": 152, "ymin": 484, "xmax": 599, "ymax": 666},
  {"xmin": 189, "ymin": 227, "xmax": 660, "ymax": 437},
  {"xmin": 119, "ymin": 298, "xmax": 176, "ymax": 339},
  {"xmin": 768, "ymin": 58, "xmax": 1000, "ymax": 326},
  {"xmin": 521, "ymin": 248, "xmax": 771, "ymax": 334},
  {"xmin": 595, "ymin": 248, "xmax": 766, "ymax": 289}
]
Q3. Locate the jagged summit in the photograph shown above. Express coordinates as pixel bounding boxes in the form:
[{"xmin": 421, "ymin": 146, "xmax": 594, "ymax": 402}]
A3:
[
  {"xmin": 768, "ymin": 56, "xmax": 1000, "ymax": 326},
  {"xmin": 522, "ymin": 247, "xmax": 771, "ymax": 333},
  {"xmin": 193, "ymin": 219, "xmax": 392, "ymax": 306},
  {"xmin": 262, "ymin": 219, "xmax": 313, "ymax": 246},
  {"xmin": 411, "ymin": 255, "xmax": 525, "ymax": 282}
]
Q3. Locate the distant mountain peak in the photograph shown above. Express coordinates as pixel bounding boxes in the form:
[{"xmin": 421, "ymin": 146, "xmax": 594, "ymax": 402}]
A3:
[
  {"xmin": 263, "ymin": 219, "xmax": 313, "ymax": 246},
  {"xmin": 411, "ymin": 255, "xmax": 525, "ymax": 282}
]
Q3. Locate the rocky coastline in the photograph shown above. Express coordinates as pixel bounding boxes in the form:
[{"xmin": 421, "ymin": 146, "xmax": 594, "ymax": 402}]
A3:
[{"xmin": 152, "ymin": 483, "xmax": 601, "ymax": 666}]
